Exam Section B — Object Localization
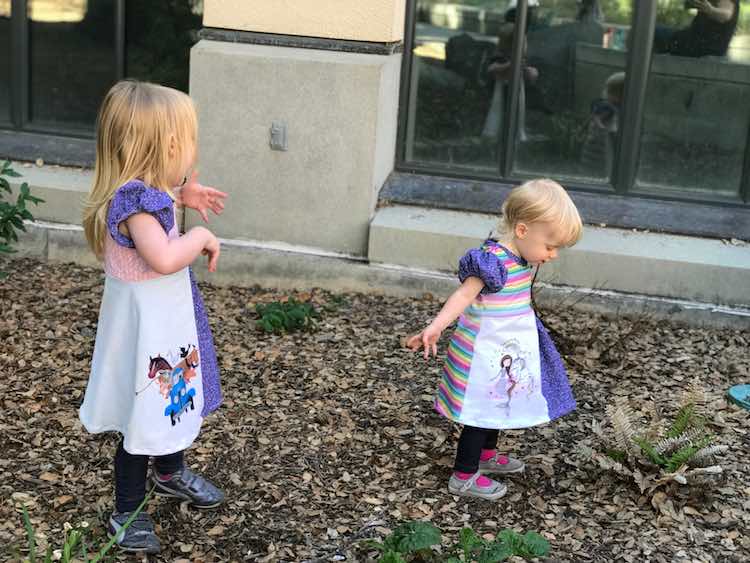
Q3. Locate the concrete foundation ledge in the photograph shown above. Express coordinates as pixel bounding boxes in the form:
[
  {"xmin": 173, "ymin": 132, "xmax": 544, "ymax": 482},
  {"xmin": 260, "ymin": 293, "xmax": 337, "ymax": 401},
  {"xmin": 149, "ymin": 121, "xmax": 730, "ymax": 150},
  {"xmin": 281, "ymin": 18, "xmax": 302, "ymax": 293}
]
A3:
[
  {"xmin": 4, "ymin": 161, "xmax": 92, "ymax": 226},
  {"xmin": 8, "ymin": 221, "xmax": 750, "ymax": 329},
  {"xmin": 369, "ymin": 205, "xmax": 750, "ymax": 308}
]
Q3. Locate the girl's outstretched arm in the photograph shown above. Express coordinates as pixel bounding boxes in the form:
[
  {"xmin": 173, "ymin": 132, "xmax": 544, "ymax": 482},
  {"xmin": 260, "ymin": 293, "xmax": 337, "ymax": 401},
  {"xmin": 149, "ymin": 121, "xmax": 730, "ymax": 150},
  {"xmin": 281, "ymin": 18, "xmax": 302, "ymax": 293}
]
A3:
[
  {"xmin": 406, "ymin": 277, "xmax": 484, "ymax": 359},
  {"xmin": 126, "ymin": 212, "xmax": 220, "ymax": 275}
]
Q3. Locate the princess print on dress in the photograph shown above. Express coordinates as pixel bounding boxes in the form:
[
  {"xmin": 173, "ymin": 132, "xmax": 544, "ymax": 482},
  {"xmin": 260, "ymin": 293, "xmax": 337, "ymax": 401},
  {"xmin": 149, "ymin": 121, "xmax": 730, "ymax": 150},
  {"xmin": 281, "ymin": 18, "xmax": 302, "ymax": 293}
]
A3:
[{"xmin": 488, "ymin": 339, "xmax": 533, "ymax": 413}]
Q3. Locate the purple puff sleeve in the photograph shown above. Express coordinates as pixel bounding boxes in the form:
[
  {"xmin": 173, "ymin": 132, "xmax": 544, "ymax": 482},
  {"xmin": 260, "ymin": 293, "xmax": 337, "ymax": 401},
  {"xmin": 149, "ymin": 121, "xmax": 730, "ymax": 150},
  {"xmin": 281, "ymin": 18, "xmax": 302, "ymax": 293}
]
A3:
[
  {"xmin": 458, "ymin": 248, "xmax": 508, "ymax": 294},
  {"xmin": 106, "ymin": 180, "xmax": 175, "ymax": 248}
]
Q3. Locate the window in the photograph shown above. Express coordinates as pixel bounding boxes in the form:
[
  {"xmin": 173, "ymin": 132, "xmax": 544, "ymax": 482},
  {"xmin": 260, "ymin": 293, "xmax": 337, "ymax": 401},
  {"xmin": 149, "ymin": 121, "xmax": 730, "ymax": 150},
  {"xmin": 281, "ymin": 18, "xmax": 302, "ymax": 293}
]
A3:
[
  {"xmin": 29, "ymin": 0, "xmax": 117, "ymax": 134},
  {"xmin": 404, "ymin": 0, "xmax": 507, "ymax": 172},
  {"xmin": 1, "ymin": 0, "xmax": 203, "ymax": 139},
  {"xmin": 399, "ymin": 0, "xmax": 750, "ymax": 207},
  {"xmin": 636, "ymin": 0, "xmax": 750, "ymax": 200},
  {"xmin": 512, "ymin": 0, "xmax": 633, "ymax": 184}
]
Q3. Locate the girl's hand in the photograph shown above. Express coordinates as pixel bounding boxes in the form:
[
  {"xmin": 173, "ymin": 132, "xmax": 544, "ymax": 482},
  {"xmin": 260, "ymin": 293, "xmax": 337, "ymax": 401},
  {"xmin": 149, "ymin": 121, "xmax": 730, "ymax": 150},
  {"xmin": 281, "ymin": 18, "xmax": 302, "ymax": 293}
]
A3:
[
  {"xmin": 202, "ymin": 231, "xmax": 221, "ymax": 272},
  {"xmin": 177, "ymin": 171, "xmax": 228, "ymax": 223},
  {"xmin": 406, "ymin": 323, "xmax": 443, "ymax": 359}
]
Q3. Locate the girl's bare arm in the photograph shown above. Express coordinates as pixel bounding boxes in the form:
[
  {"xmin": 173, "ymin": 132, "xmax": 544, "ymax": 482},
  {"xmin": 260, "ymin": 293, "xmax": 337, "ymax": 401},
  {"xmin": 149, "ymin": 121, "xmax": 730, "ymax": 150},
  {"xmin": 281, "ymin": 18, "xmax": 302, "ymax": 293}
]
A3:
[
  {"xmin": 406, "ymin": 277, "xmax": 485, "ymax": 358},
  {"xmin": 125, "ymin": 213, "xmax": 217, "ymax": 275}
]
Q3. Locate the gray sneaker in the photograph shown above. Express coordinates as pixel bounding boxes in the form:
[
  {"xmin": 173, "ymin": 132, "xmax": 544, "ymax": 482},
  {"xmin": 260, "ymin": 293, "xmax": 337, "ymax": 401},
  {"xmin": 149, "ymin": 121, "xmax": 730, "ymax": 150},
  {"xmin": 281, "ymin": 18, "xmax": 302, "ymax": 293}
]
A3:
[
  {"xmin": 108, "ymin": 511, "xmax": 160, "ymax": 554},
  {"xmin": 448, "ymin": 472, "xmax": 507, "ymax": 500},
  {"xmin": 479, "ymin": 453, "xmax": 525, "ymax": 475},
  {"xmin": 152, "ymin": 467, "xmax": 225, "ymax": 509}
]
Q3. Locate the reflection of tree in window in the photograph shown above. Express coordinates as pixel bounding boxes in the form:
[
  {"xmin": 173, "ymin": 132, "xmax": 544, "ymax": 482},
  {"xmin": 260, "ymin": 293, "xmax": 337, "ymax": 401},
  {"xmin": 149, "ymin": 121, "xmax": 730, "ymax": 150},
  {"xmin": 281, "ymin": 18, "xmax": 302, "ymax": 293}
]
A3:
[
  {"xmin": 28, "ymin": 0, "xmax": 116, "ymax": 131},
  {"xmin": 125, "ymin": 0, "xmax": 203, "ymax": 93}
]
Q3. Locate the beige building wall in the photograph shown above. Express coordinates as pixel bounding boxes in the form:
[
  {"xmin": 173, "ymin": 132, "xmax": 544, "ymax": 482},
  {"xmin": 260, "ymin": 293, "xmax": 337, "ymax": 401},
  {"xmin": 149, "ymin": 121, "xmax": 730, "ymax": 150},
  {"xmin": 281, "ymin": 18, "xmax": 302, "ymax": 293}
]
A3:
[
  {"xmin": 191, "ymin": 0, "xmax": 406, "ymax": 257},
  {"xmin": 204, "ymin": 0, "xmax": 406, "ymax": 43}
]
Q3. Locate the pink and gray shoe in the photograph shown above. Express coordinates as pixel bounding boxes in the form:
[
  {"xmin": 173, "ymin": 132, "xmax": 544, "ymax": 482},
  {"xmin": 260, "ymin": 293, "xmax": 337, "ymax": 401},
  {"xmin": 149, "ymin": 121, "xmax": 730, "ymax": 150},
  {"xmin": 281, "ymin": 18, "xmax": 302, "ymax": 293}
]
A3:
[
  {"xmin": 448, "ymin": 472, "xmax": 507, "ymax": 500},
  {"xmin": 479, "ymin": 453, "xmax": 525, "ymax": 475}
]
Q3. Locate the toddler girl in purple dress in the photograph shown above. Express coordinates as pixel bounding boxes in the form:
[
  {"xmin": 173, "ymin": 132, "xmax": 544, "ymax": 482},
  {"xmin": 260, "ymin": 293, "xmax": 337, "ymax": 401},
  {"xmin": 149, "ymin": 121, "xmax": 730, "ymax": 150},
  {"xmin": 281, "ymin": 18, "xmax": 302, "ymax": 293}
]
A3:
[
  {"xmin": 408, "ymin": 179, "xmax": 583, "ymax": 500},
  {"xmin": 80, "ymin": 80, "xmax": 227, "ymax": 553}
]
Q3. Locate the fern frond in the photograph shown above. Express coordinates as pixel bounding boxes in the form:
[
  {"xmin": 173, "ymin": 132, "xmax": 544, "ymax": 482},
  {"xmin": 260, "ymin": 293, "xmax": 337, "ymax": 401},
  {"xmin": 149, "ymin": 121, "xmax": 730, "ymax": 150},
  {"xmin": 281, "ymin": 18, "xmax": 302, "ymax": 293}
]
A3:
[
  {"xmin": 667, "ymin": 403, "xmax": 705, "ymax": 438},
  {"xmin": 665, "ymin": 436, "xmax": 713, "ymax": 472},
  {"xmin": 680, "ymin": 380, "xmax": 707, "ymax": 410},
  {"xmin": 643, "ymin": 399, "xmax": 664, "ymax": 440},
  {"xmin": 633, "ymin": 436, "xmax": 666, "ymax": 466},
  {"xmin": 689, "ymin": 445, "xmax": 729, "ymax": 468},
  {"xmin": 685, "ymin": 465, "xmax": 723, "ymax": 484},
  {"xmin": 606, "ymin": 400, "xmax": 637, "ymax": 454},
  {"xmin": 653, "ymin": 427, "xmax": 706, "ymax": 456}
]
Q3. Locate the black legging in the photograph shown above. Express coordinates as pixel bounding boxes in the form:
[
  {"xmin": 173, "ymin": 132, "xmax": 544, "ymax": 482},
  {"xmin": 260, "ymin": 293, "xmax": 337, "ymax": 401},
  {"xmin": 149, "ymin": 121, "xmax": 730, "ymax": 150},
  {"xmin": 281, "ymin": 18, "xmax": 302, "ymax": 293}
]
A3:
[
  {"xmin": 453, "ymin": 425, "xmax": 499, "ymax": 474},
  {"xmin": 114, "ymin": 439, "xmax": 184, "ymax": 513}
]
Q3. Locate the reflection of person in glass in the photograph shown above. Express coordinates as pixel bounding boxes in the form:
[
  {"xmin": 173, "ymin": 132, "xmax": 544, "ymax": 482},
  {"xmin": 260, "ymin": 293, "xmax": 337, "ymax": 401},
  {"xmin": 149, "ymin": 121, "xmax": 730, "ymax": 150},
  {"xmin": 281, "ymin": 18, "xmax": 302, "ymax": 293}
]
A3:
[
  {"xmin": 654, "ymin": 0, "xmax": 739, "ymax": 58},
  {"xmin": 581, "ymin": 72, "xmax": 625, "ymax": 179},
  {"xmin": 482, "ymin": 23, "xmax": 538, "ymax": 141}
]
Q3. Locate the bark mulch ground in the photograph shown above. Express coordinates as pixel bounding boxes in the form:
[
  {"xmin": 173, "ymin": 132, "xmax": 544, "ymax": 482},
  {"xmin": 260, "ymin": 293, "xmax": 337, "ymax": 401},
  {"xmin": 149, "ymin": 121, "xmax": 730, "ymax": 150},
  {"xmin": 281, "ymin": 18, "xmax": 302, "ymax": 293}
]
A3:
[{"xmin": 1, "ymin": 259, "xmax": 749, "ymax": 562}]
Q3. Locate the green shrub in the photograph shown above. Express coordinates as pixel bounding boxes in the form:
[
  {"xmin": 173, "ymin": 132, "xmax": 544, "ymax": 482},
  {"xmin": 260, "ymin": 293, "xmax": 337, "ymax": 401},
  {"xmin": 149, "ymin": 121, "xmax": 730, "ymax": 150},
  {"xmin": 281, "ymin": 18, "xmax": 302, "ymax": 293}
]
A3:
[
  {"xmin": 1, "ymin": 160, "xmax": 44, "ymax": 258},
  {"xmin": 255, "ymin": 297, "xmax": 320, "ymax": 333},
  {"xmin": 365, "ymin": 521, "xmax": 550, "ymax": 562}
]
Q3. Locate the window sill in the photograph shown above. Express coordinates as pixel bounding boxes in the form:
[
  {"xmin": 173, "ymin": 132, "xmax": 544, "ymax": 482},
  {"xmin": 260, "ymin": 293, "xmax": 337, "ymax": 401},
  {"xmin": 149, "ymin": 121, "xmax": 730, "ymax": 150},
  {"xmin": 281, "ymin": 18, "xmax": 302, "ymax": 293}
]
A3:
[
  {"xmin": 380, "ymin": 171, "xmax": 750, "ymax": 241},
  {"xmin": 0, "ymin": 130, "xmax": 94, "ymax": 168}
]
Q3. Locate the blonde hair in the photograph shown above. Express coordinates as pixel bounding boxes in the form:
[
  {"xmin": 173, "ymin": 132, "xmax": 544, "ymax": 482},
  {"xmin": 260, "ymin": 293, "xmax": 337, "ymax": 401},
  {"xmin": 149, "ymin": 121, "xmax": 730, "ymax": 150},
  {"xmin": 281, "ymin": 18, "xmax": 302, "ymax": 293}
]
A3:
[
  {"xmin": 604, "ymin": 71, "xmax": 626, "ymax": 101},
  {"xmin": 496, "ymin": 179, "xmax": 583, "ymax": 246},
  {"xmin": 83, "ymin": 80, "xmax": 198, "ymax": 257}
]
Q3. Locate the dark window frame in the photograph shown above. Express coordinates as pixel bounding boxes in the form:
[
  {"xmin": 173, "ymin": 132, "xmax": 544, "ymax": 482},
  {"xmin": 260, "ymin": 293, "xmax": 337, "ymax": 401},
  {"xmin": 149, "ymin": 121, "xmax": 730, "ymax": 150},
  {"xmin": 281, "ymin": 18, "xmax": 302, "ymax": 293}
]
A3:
[
  {"xmin": 393, "ymin": 0, "xmax": 750, "ymax": 232},
  {"xmin": 0, "ymin": 0, "xmax": 126, "ymax": 166}
]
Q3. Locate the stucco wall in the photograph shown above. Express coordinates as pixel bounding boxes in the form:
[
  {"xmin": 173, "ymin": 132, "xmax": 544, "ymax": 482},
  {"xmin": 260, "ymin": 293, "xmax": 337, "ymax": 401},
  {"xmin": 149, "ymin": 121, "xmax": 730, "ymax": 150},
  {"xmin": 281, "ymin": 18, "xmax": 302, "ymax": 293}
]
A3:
[{"xmin": 203, "ymin": 0, "xmax": 406, "ymax": 43}]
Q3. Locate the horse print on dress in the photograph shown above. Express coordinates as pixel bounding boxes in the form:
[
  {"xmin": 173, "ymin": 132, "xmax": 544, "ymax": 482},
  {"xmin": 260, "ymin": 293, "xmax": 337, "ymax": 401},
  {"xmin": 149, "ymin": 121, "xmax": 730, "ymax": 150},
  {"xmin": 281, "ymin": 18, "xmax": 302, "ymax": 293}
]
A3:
[
  {"xmin": 138, "ymin": 344, "xmax": 200, "ymax": 426},
  {"xmin": 488, "ymin": 339, "xmax": 534, "ymax": 415}
]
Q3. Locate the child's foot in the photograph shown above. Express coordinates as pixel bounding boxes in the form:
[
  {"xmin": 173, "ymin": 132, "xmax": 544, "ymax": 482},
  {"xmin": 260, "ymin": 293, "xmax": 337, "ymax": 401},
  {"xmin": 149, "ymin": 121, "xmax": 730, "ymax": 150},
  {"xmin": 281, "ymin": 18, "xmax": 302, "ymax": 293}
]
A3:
[
  {"xmin": 108, "ymin": 511, "xmax": 161, "ymax": 554},
  {"xmin": 478, "ymin": 452, "xmax": 525, "ymax": 474},
  {"xmin": 151, "ymin": 467, "xmax": 225, "ymax": 508},
  {"xmin": 448, "ymin": 472, "xmax": 507, "ymax": 500}
]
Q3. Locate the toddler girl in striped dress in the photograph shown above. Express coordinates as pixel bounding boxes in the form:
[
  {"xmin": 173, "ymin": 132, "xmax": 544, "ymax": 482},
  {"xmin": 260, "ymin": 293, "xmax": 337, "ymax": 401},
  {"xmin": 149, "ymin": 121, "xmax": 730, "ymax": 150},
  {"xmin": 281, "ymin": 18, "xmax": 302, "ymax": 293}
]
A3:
[{"xmin": 407, "ymin": 179, "xmax": 582, "ymax": 500}]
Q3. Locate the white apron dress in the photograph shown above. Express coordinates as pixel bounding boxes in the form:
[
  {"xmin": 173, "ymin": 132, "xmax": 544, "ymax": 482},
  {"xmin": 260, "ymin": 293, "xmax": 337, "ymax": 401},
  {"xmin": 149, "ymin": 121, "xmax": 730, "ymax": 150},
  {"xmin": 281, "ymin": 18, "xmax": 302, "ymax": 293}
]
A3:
[
  {"xmin": 435, "ymin": 241, "xmax": 576, "ymax": 430},
  {"xmin": 80, "ymin": 268, "xmax": 205, "ymax": 455},
  {"xmin": 79, "ymin": 180, "xmax": 220, "ymax": 456}
]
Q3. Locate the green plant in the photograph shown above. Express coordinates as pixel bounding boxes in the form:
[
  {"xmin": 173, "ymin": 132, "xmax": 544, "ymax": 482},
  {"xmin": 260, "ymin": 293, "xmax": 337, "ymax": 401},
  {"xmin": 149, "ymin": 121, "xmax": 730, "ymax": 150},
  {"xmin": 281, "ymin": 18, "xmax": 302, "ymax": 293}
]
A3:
[
  {"xmin": 583, "ymin": 385, "xmax": 730, "ymax": 496},
  {"xmin": 255, "ymin": 297, "xmax": 320, "ymax": 334},
  {"xmin": 446, "ymin": 529, "xmax": 549, "ymax": 563},
  {"xmin": 367, "ymin": 521, "xmax": 442, "ymax": 562},
  {"xmin": 0, "ymin": 160, "xmax": 44, "ymax": 255},
  {"xmin": 365, "ymin": 521, "xmax": 550, "ymax": 563},
  {"xmin": 14, "ymin": 489, "xmax": 151, "ymax": 562}
]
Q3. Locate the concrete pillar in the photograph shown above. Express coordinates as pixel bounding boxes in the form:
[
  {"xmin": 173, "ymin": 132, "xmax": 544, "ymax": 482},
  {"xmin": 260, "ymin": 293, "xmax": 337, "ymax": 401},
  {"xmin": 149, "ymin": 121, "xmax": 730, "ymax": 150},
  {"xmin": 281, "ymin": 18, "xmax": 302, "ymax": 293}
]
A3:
[{"xmin": 189, "ymin": 1, "xmax": 405, "ymax": 257}]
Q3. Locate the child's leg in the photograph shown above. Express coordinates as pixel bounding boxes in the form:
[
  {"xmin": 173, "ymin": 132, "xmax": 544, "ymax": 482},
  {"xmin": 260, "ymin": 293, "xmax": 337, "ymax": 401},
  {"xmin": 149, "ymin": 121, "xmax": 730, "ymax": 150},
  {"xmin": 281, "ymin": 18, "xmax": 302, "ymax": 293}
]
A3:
[
  {"xmin": 114, "ymin": 439, "xmax": 149, "ymax": 513},
  {"xmin": 453, "ymin": 425, "xmax": 490, "ymax": 474},
  {"xmin": 478, "ymin": 430, "xmax": 525, "ymax": 474},
  {"xmin": 480, "ymin": 429, "xmax": 500, "ymax": 461},
  {"xmin": 111, "ymin": 439, "xmax": 160, "ymax": 553},
  {"xmin": 153, "ymin": 450, "xmax": 184, "ymax": 478},
  {"xmin": 449, "ymin": 426, "xmax": 507, "ymax": 500}
]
